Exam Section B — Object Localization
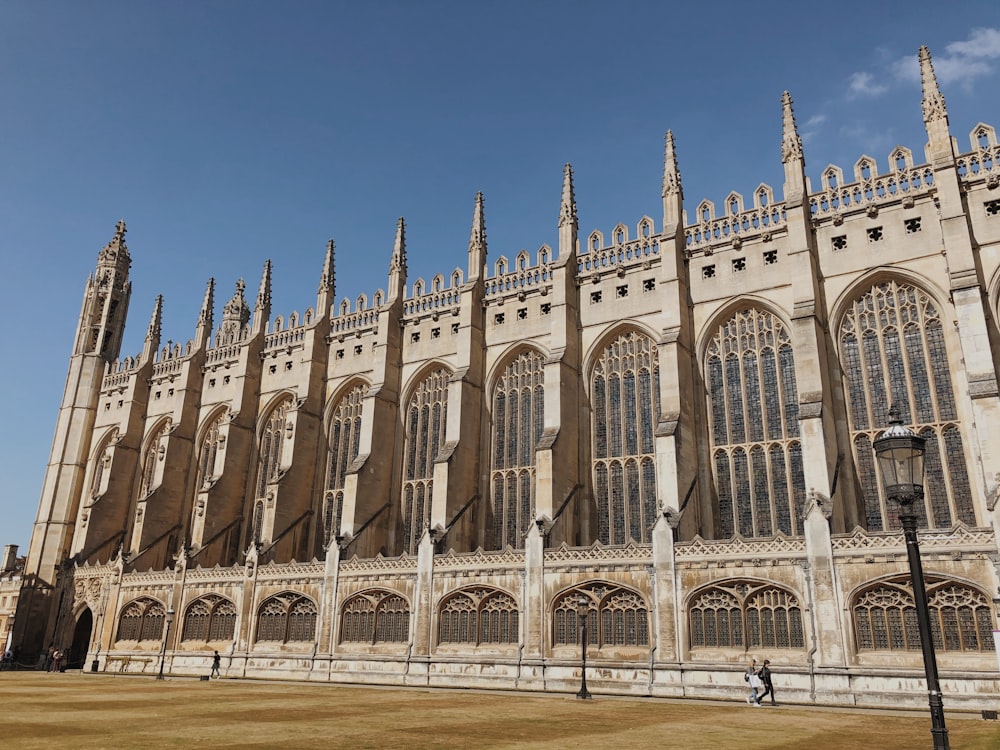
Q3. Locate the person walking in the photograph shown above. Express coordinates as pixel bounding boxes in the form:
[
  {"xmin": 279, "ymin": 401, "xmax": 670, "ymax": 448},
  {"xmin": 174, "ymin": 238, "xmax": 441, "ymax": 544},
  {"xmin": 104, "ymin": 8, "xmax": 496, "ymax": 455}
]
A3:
[
  {"xmin": 210, "ymin": 650, "xmax": 221, "ymax": 679},
  {"xmin": 757, "ymin": 659, "xmax": 776, "ymax": 705},
  {"xmin": 744, "ymin": 658, "xmax": 760, "ymax": 705}
]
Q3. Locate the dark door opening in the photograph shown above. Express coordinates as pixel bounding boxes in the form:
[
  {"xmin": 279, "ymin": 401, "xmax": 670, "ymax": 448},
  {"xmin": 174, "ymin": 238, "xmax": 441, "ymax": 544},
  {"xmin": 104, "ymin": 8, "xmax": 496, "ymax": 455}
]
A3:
[{"xmin": 67, "ymin": 608, "xmax": 93, "ymax": 669}]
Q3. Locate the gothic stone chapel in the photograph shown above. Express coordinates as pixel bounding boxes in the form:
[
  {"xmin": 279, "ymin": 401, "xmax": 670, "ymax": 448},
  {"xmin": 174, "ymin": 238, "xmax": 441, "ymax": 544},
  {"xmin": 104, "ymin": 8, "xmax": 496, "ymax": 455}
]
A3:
[{"xmin": 13, "ymin": 47, "xmax": 1000, "ymax": 707}]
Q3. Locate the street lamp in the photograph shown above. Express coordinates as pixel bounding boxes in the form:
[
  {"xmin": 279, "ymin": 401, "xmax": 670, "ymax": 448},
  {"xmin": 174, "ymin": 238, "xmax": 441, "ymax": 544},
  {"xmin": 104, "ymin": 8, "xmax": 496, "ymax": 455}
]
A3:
[
  {"xmin": 873, "ymin": 407, "xmax": 949, "ymax": 749},
  {"xmin": 576, "ymin": 594, "xmax": 592, "ymax": 700},
  {"xmin": 156, "ymin": 607, "xmax": 175, "ymax": 681}
]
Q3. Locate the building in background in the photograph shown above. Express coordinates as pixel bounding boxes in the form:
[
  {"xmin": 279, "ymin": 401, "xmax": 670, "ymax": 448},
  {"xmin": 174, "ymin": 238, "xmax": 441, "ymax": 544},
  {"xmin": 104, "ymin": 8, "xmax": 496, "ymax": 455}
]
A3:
[
  {"xmin": 1, "ymin": 545, "xmax": 24, "ymax": 656},
  {"xmin": 12, "ymin": 47, "xmax": 1000, "ymax": 703}
]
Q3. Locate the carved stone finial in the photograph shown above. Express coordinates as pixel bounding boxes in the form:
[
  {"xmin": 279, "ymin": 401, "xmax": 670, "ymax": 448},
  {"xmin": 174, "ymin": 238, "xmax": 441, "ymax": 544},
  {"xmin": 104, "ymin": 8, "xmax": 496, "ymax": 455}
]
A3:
[
  {"xmin": 390, "ymin": 217, "xmax": 407, "ymax": 273},
  {"xmin": 255, "ymin": 259, "xmax": 272, "ymax": 311},
  {"xmin": 469, "ymin": 192, "xmax": 487, "ymax": 256},
  {"xmin": 559, "ymin": 163, "xmax": 577, "ymax": 228},
  {"xmin": 222, "ymin": 278, "xmax": 250, "ymax": 326},
  {"xmin": 98, "ymin": 219, "xmax": 132, "ymax": 271},
  {"xmin": 919, "ymin": 46, "xmax": 948, "ymax": 123},
  {"xmin": 198, "ymin": 277, "xmax": 215, "ymax": 328},
  {"xmin": 146, "ymin": 295, "xmax": 163, "ymax": 342},
  {"xmin": 318, "ymin": 239, "xmax": 336, "ymax": 294},
  {"xmin": 662, "ymin": 131, "xmax": 682, "ymax": 197},
  {"xmin": 781, "ymin": 91, "xmax": 804, "ymax": 163}
]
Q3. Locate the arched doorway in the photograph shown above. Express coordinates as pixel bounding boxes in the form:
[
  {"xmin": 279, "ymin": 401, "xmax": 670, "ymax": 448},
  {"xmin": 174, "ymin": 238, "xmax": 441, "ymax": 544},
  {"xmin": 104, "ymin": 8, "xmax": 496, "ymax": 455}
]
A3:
[{"xmin": 68, "ymin": 608, "xmax": 93, "ymax": 670}]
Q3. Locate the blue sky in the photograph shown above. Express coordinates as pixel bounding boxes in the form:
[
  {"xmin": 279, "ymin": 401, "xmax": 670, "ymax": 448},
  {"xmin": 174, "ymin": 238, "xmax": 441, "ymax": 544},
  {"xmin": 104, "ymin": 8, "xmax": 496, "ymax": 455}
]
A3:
[{"xmin": 2, "ymin": 2, "xmax": 1000, "ymax": 552}]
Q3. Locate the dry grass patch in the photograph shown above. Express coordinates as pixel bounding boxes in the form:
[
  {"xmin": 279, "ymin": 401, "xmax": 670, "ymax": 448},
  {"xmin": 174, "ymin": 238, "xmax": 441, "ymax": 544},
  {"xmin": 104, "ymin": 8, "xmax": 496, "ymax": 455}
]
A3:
[{"xmin": 2, "ymin": 672, "xmax": 999, "ymax": 750}]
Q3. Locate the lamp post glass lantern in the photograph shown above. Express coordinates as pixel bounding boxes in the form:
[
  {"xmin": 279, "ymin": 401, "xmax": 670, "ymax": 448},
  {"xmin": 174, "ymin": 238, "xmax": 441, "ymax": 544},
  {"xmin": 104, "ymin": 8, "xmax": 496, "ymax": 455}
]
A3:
[
  {"xmin": 873, "ymin": 407, "xmax": 948, "ymax": 749},
  {"xmin": 576, "ymin": 594, "xmax": 592, "ymax": 700},
  {"xmin": 156, "ymin": 607, "xmax": 175, "ymax": 681}
]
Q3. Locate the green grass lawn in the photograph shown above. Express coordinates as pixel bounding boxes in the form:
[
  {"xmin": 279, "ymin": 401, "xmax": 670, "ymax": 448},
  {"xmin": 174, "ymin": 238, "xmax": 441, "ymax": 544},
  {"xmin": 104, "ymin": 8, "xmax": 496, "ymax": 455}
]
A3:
[{"xmin": 2, "ymin": 672, "xmax": 999, "ymax": 749}]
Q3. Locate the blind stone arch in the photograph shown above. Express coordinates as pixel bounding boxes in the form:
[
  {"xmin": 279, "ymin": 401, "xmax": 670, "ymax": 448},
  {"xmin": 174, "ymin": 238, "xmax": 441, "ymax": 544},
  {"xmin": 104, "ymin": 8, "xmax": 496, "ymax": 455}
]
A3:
[
  {"xmin": 255, "ymin": 396, "xmax": 294, "ymax": 500},
  {"xmin": 706, "ymin": 307, "xmax": 804, "ymax": 538},
  {"xmin": 195, "ymin": 411, "xmax": 226, "ymax": 492},
  {"xmin": 339, "ymin": 589, "xmax": 410, "ymax": 644},
  {"xmin": 438, "ymin": 587, "xmax": 519, "ymax": 645},
  {"xmin": 255, "ymin": 592, "xmax": 317, "ymax": 643},
  {"xmin": 688, "ymin": 580, "xmax": 805, "ymax": 650},
  {"xmin": 401, "ymin": 368, "xmax": 449, "ymax": 555},
  {"xmin": 137, "ymin": 420, "xmax": 171, "ymax": 500},
  {"xmin": 115, "ymin": 597, "xmax": 165, "ymax": 643},
  {"xmin": 181, "ymin": 594, "xmax": 237, "ymax": 643},
  {"xmin": 325, "ymin": 383, "xmax": 369, "ymax": 547},
  {"xmin": 591, "ymin": 330, "xmax": 660, "ymax": 545},
  {"xmin": 552, "ymin": 583, "xmax": 649, "ymax": 648},
  {"xmin": 490, "ymin": 350, "xmax": 545, "ymax": 550},
  {"xmin": 839, "ymin": 280, "xmax": 975, "ymax": 530},
  {"xmin": 852, "ymin": 576, "xmax": 995, "ymax": 653}
]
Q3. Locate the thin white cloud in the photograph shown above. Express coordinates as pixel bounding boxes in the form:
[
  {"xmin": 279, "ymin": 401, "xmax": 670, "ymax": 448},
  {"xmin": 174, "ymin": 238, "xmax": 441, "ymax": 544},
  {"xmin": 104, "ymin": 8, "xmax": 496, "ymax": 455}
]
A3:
[
  {"xmin": 847, "ymin": 72, "xmax": 888, "ymax": 98},
  {"xmin": 894, "ymin": 27, "xmax": 1000, "ymax": 90}
]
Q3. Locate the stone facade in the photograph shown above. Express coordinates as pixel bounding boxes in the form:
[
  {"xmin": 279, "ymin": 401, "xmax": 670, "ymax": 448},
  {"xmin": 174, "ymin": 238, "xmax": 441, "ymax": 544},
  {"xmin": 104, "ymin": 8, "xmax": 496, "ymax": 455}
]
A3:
[{"xmin": 13, "ymin": 47, "xmax": 1000, "ymax": 707}]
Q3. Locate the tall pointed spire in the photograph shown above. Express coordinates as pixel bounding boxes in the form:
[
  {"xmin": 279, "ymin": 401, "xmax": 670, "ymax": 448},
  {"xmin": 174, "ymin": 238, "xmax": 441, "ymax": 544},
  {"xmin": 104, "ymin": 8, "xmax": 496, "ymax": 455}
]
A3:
[
  {"xmin": 195, "ymin": 277, "xmax": 215, "ymax": 346},
  {"xmin": 142, "ymin": 295, "xmax": 163, "ymax": 362},
  {"xmin": 781, "ymin": 92, "xmax": 806, "ymax": 201},
  {"xmin": 919, "ymin": 45, "xmax": 947, "ymax": 124},
  {"xmin": 662, "ymin": 132, "xmax": 684, "ymax": 233},
  {"xmin": 558, "ymin": 163, "xmax": 577, "ymax": 228},
  {"xmin": 467, "ymin": 192, "xmax": 487, "ymax": 281},
  {"xmin": 317, "ymin": 239, "xmax": 336, "ymax": 319},
  {"xmin": 252, "ymin": 260, "xmax": 272, "ymax": 334},
  {"xmin": 388, "ymin": 217, "xmax": 407, "ymax": 299}
]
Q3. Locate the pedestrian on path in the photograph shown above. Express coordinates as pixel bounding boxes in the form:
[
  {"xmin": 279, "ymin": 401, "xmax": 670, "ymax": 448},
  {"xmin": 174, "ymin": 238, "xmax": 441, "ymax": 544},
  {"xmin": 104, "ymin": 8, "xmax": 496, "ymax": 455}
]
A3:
[
  {"xmin": 757, "ymin": 659, "xmax": 776, "ymax": 705},
  {"xmin": 745, "ymin": 658, "xmax": 760, "ymax": 705},
  {"xmin": 211, "ymin": 650, "xmax": 221, "ymax": 679}
]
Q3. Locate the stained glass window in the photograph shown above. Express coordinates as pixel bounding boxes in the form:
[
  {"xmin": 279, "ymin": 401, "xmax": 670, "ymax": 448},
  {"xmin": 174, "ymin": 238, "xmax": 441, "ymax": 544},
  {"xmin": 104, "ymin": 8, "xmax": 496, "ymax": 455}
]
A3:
[
  {"xmin": 591, "ymin": 331, "xmax": 660, "ymax": 545},
  {"xmin": 688, "ymin": 581, "xmax": 804, "ymax": 650},
  {"xmin": 340, "ymin": 590, "xmax": 410, "ymax": 644},
  {"xmin": 853, "ymin": 577, "xmax": 994, "ymax": 653},
  {"xmin": 552, "ymin": 584, "xmax": 648, "ymax": 647},
  {"xmin": 707, "ymin": 309, "xmax": 803, "ymax": 538},
  {"xmin": 402, "ymin": 369, "xmax": 449, "ymax": 554},
  {"xmin": 324, "ymin": 384, "xmax": 368, "ymax": 546},
  {"xmin": 439, "ymin": 587, "xmax": 519, "ymax": 645},
  {"xmin": 839, "ymin": 281, "xmax": 974, "ymax": 530},
  {"xmin": 255, "ymin": 592, "xmax": 317, "ymax": 643},
  {"xmin": 490, "ymin": 351, "xmax": 545, "ymax": 550},
  {"xmin": 181, "ymin": 594, "xmax": 237, "ymax": 643},
  {"xmin": 115, "ymin": 597, "xmax": 166, "ymax": 643}
]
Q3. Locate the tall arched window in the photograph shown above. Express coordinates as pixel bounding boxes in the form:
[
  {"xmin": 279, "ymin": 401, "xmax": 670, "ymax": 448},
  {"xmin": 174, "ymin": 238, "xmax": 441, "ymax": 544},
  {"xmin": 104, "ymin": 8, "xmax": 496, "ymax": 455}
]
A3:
[
  {"xmin": 195, "ymin": 411, "xmax": 226, "ymax": 491},
  {"xmin": 90, "ymin": 429, "xmax": 117, "ymax": 498},
  {"xmin": 401, "ymin": 369, "xmax": 449, "ymax": 555},
  {"xmin": 137, "ymin": 420, "xmax": 171, "ymax": 499},
  {"xmin": 853, "ymin": 577, "xmax": 994, "ymax": 653},
  {"xmin": 490, "ymin": 350, "xmax": 545, "ymax": 549},
  {"xmin": 552, "ymin": 583, "xmax": 649, "ymax": 648},
  {"xmin": 840, "ymin": 281, "xmax": 974, "ymax": 530},
  {"xmin": 115, "ymin": 597, "xmax": 166, "ymax": 642},
  {"xmin": 181, "ymin": 594, "xmax": 237, "ymax": 643},
  {"xmin": 706, "ymin": 308, "xmax": 804, "ymax": 538},
  {"xmin": 591, "ymin": 330, "xmax": 660, "ymax": 545},
  {"xmin": 324, "ymin": 383, "xmax": 369, "ymax": 547},
  {"xmin": 255, "ymin": 592, "xmax": 317, "ymax": 643},
  {"xmin": 256, "ymin": 397, "xmax": 293, "ymax": 499},
  {"xmin": 688, "ymin": 581, "xmax": 805, "ymax": 650},
  {"xmin": 339, "ymin": 589, "xmax": 410, "ymax": 644},
  {"xmin": 438, "ymin": 587, "xmax": 519, "ymax": 645}
]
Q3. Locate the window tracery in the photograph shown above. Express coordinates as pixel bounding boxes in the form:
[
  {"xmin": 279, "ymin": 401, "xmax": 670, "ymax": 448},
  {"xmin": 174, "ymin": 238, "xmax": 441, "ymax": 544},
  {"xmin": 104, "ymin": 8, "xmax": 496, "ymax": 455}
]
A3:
[
  {"xmin": 256, "ymin": 397, "xmax": 293, "ymax": 500},
  {"xmin": 401, "ymin": 369, "xmax": 449, "ymax": 554},
  {"xmin": 552, "ymin": 583, "xmax": 648, "ymax": 648},
  {"xmin": 115, "ymin": 597, "xmax": 165, "ymax": 642},
  {"xmin": 490, "ymin": 350, "xmax": 545, "ymax": 550},
  {"xmin": 688, "ymin": 581, "xmax": 804, "ymax": 650},
  {"xmin": 137, "ymin": 420, "xmax": 171, "ymax": 499},
  {"xmin": 255, "ymin": 592, "xmax": 317, "ymax": 643},
  {"xmin": 439, "ymin": 587, "xmax": 519, "ymax": 645},
  {"xmin": 195, "ymin": 412, "xmax": 226, "ymax": 492},
  {"xmin": 706, "ymin": 308, "xmax": 804, "ymax": 538},
  {"xmin": 339, "ymin": 589, "xmax": 410, "ymax": 644},
  {"xmin": 591, "ymin": 331, "xmax": 660, "ymax": 545},
  {"xmin": 840, "ymin": 281, "xmax": 974, "ymax": 530},
  {"xmin": 853, "ymin": 577, "xmax": 994, "ymax": 653},
  {"xmin": 181, "ymin": 594, "xmax": 237, "ymax": 643},
  {"xmin": 325, "ymin": 384, "xmax": 368, "ymax": 546}
]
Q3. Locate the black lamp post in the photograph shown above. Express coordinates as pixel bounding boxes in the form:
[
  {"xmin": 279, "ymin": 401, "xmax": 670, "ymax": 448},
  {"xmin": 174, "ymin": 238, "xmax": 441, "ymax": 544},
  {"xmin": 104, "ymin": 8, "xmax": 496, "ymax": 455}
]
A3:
[
  {"xmin": 156, "ymin": 607, "xmax": 175, "ymax": 681},
  {"xmin": 576, "ymin": 594, "xmax": 592, "ymax": 700},
  {"xmin": 873, "ymin": 408, "xmax": 949, "ymax": 749}
]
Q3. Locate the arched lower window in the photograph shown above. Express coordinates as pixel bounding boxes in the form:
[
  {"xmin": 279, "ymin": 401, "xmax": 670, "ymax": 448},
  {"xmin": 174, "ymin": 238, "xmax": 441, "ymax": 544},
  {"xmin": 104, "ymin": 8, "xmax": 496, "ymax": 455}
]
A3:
[
  {"xmin": 439, "ymin": 587, "xmax": 519, "ymax": 645},
  {"xmin": 115, "ymin": 597, "xmax": 166, "ymax": 642},
  {"xmin": 706, "ymin": 308, "xmax": 804, "ymax": 538},
  {"xmin": 591, "ymin": 330, "xmax": 660, "ymax": 545},
  {"xmin": 689, "ymin": 581, "xmax": 804, "ymax": 650},
  {"xmin": 840, "ymin": 280, "xmax": 975, "ymax": 530},
  {"xmin": 325, "ymin": 383, "xmax": 369, "ymax": 547},
  {"xmin": 853, "ymin": 577, "xmax": 995, "ymax": 653},
  {"xmin": 255, "ymin": 592, "xmax": 317, "ymax": 643},
  {"xmin": 181, "ymin": 595, "xmax": 237, "ymax": 643},
  {"xmin": 552, "ymin": 583, "xmax": 649, "ymax": 648},
  {"xmin": 401, "ymin": 369, "xmax": 450, "ymax": 554},
  {"xmin": 339, "ymin": 589, "xmax": 410, "ymax": 644},
  {"xmin": 490, "ymin": 350, "xmax": 545, "ymax": 550}
]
